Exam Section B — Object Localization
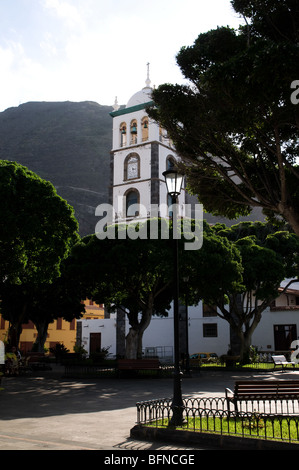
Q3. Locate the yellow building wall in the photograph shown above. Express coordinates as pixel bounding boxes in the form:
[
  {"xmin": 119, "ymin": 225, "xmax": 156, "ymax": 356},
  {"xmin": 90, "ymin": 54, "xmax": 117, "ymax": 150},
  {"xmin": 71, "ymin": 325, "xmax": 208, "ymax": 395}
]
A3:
[{"xmin": 0, "ymin": 299, "xmax": 105, "ymax": 354}]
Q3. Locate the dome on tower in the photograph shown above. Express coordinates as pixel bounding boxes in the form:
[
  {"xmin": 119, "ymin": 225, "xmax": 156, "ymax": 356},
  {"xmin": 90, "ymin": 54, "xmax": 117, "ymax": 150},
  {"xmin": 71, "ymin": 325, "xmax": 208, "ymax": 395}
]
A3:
[
  {"xmin": 126, "ymin": 86, "xmax": 152, "ymax": 108},
  {"xmin": 126, "ymin": 65, "xmax": 153, "ymax": 108}
]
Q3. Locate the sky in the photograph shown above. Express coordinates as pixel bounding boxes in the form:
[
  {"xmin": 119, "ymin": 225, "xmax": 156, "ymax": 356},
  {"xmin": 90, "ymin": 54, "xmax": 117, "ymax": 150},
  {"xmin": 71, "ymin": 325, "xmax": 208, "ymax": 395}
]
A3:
[{"xmin": 0, "ymin": 0, "xmax": 244, "ymax": 112}]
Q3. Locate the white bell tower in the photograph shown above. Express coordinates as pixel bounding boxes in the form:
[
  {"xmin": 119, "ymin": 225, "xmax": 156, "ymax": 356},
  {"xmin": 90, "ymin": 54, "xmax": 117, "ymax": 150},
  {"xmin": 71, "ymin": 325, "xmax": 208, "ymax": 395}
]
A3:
[{"xmin": 109, "ymin": 66, "xmax": 185, "ymax": 222}]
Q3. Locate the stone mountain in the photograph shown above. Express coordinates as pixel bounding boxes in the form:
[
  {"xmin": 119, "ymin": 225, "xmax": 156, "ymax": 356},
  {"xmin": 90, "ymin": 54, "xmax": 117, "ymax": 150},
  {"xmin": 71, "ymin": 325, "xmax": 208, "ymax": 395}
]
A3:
[{"xmin": 0, "ymin": 101, "xmax": 113, "ymax": 236}]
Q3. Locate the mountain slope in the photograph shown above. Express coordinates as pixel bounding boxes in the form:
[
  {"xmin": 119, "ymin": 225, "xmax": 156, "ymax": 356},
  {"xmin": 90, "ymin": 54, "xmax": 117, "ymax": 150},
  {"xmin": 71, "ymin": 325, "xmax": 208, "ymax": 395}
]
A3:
[
  {"xmin": 0, "ymin": 100, "xmax": 264, "ymax": 237},
  {"xmin": 0, "ymin": 101, "xmax": 113, "ymax": 236}
]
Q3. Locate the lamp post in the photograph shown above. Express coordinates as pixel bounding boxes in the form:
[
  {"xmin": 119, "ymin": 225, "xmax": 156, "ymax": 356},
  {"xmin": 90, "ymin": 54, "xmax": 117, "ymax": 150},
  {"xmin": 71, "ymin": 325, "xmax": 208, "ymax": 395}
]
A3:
[
  {"xmin": 162, "ymin": 168, "xmax": 184, "ymax": 426},
  {"xmin": 183, "ymin": 275, "xmax": 191, "ymax": 376}
]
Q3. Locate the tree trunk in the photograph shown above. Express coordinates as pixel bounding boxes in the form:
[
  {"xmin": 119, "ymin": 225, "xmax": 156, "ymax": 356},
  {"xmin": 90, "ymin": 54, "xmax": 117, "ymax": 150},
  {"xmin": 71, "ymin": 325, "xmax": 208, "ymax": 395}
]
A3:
[
  {"xmin": 33, "ymin": 319, "xmax": 50, "ymax": 352},
  {"xmin": 229, "ymin": 294, "xmax": 242, "ymax": 356},
  {"xmin": 8, "ymin": 302, "xmax": 27, "ymax": 348},
  {"xmin": 239, "ymin": 330, "xmax": 253, "ymax": 364},
  {"xmin": 228, "ymin": 294, "xmax": 262, "ymax": 364},
  {"xmin": 125, "ymin": 299, "xmax": 154, "ymax": 359},
  {"xmin": 7, "ymin": 323, "xmax": 23, "ymax": 349},
  {"xmin": 280, "ymin": 206, "xmax": 299, "ymax": 237},
  {"xmin": 230, "ymin": 307, "xmax": 264, "ymax": 364},
  {"xmin": 125, "ymin": 327, "xmax": 141, "ymax": 359},
  {"xmin": 125, "ymin": 316, "xmax": 151, "ymax": 359}
]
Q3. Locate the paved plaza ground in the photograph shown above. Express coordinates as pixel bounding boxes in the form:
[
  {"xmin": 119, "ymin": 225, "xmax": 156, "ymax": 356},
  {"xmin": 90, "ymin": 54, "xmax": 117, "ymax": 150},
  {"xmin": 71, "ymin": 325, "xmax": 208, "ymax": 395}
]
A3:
[{"xmin": 0, "ymin": 365, "xmax": 297, "ymax": 452}]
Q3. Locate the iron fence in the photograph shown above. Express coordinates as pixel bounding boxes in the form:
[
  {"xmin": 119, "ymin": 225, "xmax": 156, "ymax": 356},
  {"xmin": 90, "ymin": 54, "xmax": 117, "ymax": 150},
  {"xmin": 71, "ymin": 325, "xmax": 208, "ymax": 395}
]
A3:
[{"xmin": 136, "ymin": 397, "xmax": 299, "ymax": 443}]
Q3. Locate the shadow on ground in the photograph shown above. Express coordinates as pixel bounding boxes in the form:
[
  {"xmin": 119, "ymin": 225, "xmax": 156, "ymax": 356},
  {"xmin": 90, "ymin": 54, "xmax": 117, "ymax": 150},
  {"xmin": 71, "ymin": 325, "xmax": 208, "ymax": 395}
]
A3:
[{"xmin": 1, "ymin": 365, "xmax": 291, "ymax": 421}]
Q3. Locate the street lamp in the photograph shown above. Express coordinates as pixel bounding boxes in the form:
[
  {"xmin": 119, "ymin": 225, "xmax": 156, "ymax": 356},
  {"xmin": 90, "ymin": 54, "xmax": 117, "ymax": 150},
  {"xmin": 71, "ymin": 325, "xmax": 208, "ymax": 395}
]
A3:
[
  {"xmin": 162, "ymin": 168, "xmax": 184, "ymax": 426},
  {"xmin": 183, "ymin": 275, "xmax": 191, "ymax": 376},
  {"xmin": 163, "ymin": 169, "xmax": 184, "ymax": 198}
]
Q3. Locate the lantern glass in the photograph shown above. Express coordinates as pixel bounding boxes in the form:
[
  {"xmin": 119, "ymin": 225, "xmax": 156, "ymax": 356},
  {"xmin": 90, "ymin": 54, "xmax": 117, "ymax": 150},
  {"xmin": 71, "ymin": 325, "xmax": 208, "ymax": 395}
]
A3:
[{"xmin": 163, "ymin": 169, "xmax": 184, "ymax": 197}]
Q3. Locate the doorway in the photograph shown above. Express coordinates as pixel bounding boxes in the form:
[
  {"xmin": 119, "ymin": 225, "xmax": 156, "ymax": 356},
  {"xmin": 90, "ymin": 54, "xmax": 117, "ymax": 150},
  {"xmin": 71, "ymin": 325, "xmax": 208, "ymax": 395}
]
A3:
[
  {"xmin": 274, "ymin": 324, "xmax": 297, "ymax": 351},
  {"xmin": 89, "ymin": 333, "xmax": 101, "ymax": 354}
]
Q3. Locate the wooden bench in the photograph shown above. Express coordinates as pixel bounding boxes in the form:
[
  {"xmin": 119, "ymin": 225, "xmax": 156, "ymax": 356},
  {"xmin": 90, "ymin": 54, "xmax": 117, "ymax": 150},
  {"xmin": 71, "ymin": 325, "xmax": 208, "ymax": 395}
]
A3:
[
  {"xmin": 117, "ymin": 358, "xmax": 161, "ymax": 377},
  {"xmin": 225, "ymin": 380, "xmax": 299, "ymax": 414},
  {"xmin": 24, "ymin": 353, "xmax": 51, "ymax": 371},
  {"xmin": 272, "ymin": 355, "xmax": 296, "ymax": 370}
]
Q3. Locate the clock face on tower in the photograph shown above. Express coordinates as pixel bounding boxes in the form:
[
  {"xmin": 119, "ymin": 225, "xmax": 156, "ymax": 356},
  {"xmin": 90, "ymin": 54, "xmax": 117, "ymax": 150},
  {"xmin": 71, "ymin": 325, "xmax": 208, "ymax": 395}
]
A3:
[{"xmin": 127, "ymin": 156, "xmax": 139, "ymax": 179}]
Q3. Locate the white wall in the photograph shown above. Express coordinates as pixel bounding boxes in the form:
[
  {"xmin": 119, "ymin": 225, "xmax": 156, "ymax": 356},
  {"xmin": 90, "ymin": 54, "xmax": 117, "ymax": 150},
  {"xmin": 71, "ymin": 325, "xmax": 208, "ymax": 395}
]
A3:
[
  {"xmin": 78, "ymin": 302, "xmax": 230, "ymax": 359},
  {"xmin": 142, "ymin": 304, "xmax": 230, "ymax": 358},
  {"xmin": 78, "ymin": 315, "xmax": 117, "ymax": 356},
  {"xmin": 78, "ymin": 303, "xmax": 299, "ymax": 360},
  {"xmin": 252, "ymin": 307, "xmax": 299, "ymax": 351},
  {"xmin": 187, "ymin": 305, "xmax": 230, "ymax": 355}
]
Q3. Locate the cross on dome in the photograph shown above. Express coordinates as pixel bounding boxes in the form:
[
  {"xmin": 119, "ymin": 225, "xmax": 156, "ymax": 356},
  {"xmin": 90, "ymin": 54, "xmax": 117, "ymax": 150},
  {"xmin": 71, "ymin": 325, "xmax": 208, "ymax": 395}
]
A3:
[
  {"xmin": 145, "ymin": 62, "xmax": 151, "ymax": 88},
  {"xmin": 125, "ymin": 63, "xmax": 153, "ymax": 108}
]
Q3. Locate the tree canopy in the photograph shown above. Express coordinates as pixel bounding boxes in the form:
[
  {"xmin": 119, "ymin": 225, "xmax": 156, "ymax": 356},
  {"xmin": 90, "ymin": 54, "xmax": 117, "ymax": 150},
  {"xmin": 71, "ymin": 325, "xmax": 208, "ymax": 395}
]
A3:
[
  {"xmin": 0, "ymin": 160, "xmax": 79, "ymax": 287},
  {"xmin": 66, "ymin": 219, "xmax": 243, "ymax": 359},
  {"xmin": 67, "ymin": 217, "xmax": 299, "ymax": 361},
  {"xmin": 66, "ymin": 215, "xmax": 299, "ymax": 362},
  {"xmin": 0, "ymin": 160, "xmax": 80, "ymax": 347},
  {"xmin": 1, "ymin": 273, "xmax": 85, "ymax": 352},
  {"xmin": 66, "ymin": 220, "xmax": 177, "ymax": 358},
  {"xmin": 188, "ymin": 221, "xmax": 299, "ymax": 361},
  {"xmin": 148, "ymin": 0, "xmax": 299, "ymax": 234}
]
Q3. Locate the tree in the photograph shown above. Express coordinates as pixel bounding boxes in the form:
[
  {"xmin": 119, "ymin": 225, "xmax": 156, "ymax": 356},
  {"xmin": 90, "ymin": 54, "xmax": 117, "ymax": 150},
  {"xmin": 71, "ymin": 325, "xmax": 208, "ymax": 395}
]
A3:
[
  {"xmin": 67, "ymin": 221, "xmax": 174, "ymax": 359},
  {"xmin": 66, "ymin": 216, "xmax": 299, "ymax": 362},
  {"xmin": 67, "ymin": 219, "xmax": 243, "ymax": 359},
  {"xmin": 187, "ymin": 221, "xmax": 299, "ymax": 362},
  {"xmin": 148, "ymin": 0, "xmax": 299, "ymax": 234},
  {"xmin": 30, "ymin": 274, "xmax": 85, "ymax": 352},
  {"xmin": 0, "ymin": 160, "xmax": 79, "ymax": 346},
  {"xmin": 1, "ymin": 278, "xmax": 85, "ymax": 352}
]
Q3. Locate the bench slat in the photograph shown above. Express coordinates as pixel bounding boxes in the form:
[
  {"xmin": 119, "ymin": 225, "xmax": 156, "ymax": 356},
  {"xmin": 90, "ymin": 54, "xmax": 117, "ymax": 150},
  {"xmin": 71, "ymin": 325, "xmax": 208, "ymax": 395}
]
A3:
[
  {"xmin": 226, "ymin": 380, "xmax": 299, "ymax": 415},
  {"xmin": 229, "ymin": 380, "xmax": 299, "ymax": 401}
]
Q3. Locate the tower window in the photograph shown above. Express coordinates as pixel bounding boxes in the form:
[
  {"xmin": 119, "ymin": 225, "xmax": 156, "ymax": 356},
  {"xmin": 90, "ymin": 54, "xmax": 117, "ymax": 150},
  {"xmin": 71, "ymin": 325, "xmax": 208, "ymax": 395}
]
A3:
[
  {"xmin": 141, "ymin": 116, "xmax": 149, "ymax": 142},
  {"xmin": 166, "ymin": 156, "xmax": 176, "ymax": 169},
  {"xmin": 120, "ymin": 122, "xmax": 127, "ymax": 147},
  {"xmin": 130, "ymin": 120, "xmax": 138, "ymax": 145},
  {"xmin": 126, "ymin": 189, "xmax": 140, "ymax": 217}
]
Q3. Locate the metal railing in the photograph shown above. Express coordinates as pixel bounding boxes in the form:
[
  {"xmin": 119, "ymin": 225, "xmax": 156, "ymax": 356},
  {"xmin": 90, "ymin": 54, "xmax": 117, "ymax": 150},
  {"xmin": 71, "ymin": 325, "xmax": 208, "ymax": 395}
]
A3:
[{"xmin": 136, "ymin": 397, "xmax": 299, "ymax": 443}]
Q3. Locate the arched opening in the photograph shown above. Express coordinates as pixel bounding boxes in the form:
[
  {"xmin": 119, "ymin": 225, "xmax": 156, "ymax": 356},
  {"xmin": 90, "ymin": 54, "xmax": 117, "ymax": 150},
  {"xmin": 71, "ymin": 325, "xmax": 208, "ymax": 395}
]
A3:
[
  {"xmin": 166, "ymin": 156, "xmax": 176, "ymax": 169},
  {"xmin": 141, "ymin": 116, "xmax": 149, "ymax": 142},
  {"xmin": 125, "ymin": 189, "xmax": 140, "ymax": 218},
  {"xmin": 130, "ymin": 119, "xmax": 138, "ymax": 145},
  {"xmin": 120, "ymin": 122, "xmax": 127, "ymax": 147},
  {"xmin": 124, "ymin": 153, "xmax": 140, "ymax": 181}
]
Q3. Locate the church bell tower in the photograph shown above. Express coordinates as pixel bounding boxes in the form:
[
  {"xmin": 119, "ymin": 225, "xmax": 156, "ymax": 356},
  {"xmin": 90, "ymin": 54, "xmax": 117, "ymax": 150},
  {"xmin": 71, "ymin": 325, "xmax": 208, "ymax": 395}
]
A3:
[{"xmin": 109, "ymin": 66, "xmax": 185, "ymax": 222}]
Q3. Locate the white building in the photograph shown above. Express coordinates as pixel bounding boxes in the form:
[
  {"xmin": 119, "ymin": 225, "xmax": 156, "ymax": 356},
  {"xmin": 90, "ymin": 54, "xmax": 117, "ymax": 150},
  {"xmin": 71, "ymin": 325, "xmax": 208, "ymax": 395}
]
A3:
[
  {"xmin": 77, "ymin": 287, "xmax": 299, "ymax": 361},
  {"xmin": 77, "ymin": 303, "xmax": 231, "ymax": 361}
]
